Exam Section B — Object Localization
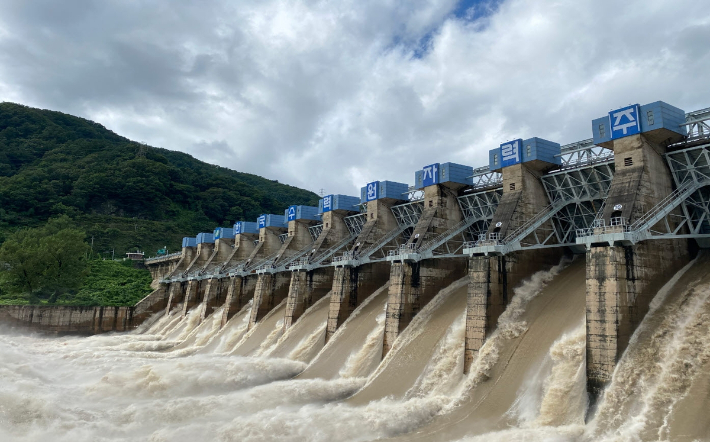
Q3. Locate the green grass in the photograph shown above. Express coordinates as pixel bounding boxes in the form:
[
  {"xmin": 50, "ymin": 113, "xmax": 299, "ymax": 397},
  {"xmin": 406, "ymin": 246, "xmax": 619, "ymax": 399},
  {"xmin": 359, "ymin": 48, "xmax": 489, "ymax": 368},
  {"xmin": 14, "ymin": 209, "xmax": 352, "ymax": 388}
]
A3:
[{"xmin": 0, "ymin": 259, "xmax": 153, "ymax": 307}]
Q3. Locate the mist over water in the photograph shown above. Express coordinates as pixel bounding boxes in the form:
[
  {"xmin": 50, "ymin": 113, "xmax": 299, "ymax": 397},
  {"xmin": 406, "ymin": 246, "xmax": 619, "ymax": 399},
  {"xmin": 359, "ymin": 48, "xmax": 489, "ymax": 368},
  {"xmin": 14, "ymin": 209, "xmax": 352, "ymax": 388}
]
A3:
[{"xmin": 1, "ymin": 257, "xmax": 710, "ymax": 441}]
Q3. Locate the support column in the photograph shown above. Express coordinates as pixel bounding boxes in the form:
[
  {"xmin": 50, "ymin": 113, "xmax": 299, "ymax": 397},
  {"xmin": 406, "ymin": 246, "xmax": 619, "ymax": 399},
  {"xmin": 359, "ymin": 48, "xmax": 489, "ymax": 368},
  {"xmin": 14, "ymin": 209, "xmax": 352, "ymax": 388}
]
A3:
[
  {"xmin": 220, "ymin": 275, "xmax": 258, "ymax": 326},
  {"xmin": 181, "ymin": 280, "xmax": 200, "ymax": 316},
  {"xmin": 464, "ymin": 138, "xmax": 563, "ymax": 373},
  {"xmin": 325, "ymin": 195, "xmax": 403, "ymax": 342},
  {"xmin": 248, "ymin": 272, "xmax": 292, "ymax": 329},
  {"xmin": 383, "ymin": 258, "xmax": 466, "ymax": 357},
  {"xmin": 200, "ymin": 277, "xmax": 230, "ymax": 321},
  {"xmin": 585, "ymin": 106, "xmax": 690, "ymax": 402},
  {"xmin": 165, "ymin": 282, "xmax": 187, "ymax": 314},
  {"xmin": 382, "ymin": 179, "xmax": 468, "ymax": 357},
  {"xmin": 464, "ymin": 250, "xmax": 560, "ymax": 372},
  {"xmin": 326, "ymin": 262, "xmax": 390, "ymax": 342},
  {"xmin": 283, "ymin": 267, "xmax": 333, "ymax": 330}
]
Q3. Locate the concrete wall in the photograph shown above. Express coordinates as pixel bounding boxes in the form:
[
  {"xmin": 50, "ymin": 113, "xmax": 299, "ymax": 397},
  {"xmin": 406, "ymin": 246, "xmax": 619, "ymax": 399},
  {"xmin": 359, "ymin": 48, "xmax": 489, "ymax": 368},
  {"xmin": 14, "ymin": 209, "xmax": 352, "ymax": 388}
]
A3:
[
  {"xmin": 146, "ymin": 257, "xmax": 181, "ymax": 286},
  {"xmin": 0, "ymin": 305, "xmax": 135, "ymax": 334}
]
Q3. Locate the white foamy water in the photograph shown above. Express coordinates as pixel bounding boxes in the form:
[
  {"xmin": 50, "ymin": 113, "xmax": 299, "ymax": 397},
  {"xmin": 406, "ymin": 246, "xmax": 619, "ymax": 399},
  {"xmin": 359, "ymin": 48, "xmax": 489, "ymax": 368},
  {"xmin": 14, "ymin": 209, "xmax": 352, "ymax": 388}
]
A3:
[{"xmin": 1, "ymin": 255, "xmax": 709, "ymax": 442}]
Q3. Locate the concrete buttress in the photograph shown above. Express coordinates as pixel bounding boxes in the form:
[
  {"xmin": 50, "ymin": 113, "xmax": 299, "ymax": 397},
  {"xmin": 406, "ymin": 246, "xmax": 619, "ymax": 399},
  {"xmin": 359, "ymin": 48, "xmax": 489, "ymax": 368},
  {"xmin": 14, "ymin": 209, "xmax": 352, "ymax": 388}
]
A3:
[
  {"xmin": 383, "ymin": 183, "xmax": 468, "ymax": 357},
  {"xmin": 464, "ymin": 159, "xmax": 562, "ymax": 373},
  {"xmin": 585, "ymin": 133, "xmax": 689, "ymax": 400},
  {"xmin": 326, "ymin": 198, "xmax": 400, "ymax": 343},
  {"xmin": 283, "ymin": 210, "xmax": 351, "ymax": 331},
  {"xmin": 249, "ymin": 219, "xmax": 316, "ymax": 329}
]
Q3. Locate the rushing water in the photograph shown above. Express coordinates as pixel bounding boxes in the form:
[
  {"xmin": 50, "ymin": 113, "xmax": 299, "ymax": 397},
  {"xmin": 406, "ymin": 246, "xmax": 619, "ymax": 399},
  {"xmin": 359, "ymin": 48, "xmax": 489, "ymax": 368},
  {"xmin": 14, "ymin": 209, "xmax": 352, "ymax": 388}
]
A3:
[{"xmin": 1, "ymin": 255, "xmax": 709, "ymax": 441}]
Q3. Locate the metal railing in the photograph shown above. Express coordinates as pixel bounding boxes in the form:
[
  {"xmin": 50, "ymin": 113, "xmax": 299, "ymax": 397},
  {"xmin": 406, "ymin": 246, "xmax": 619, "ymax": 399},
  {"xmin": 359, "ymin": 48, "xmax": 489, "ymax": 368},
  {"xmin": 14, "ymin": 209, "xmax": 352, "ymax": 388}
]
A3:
[
  {"xmin": 145, "ymin": 252, "xmax": 182, "ymax": 263},
  {"xmin": 357, "ymin": 223, "xmax": 412, "ymax": 259},
  {"xmin": 309, "ymin": 233, "xmax": 357, "ymax": 265}
]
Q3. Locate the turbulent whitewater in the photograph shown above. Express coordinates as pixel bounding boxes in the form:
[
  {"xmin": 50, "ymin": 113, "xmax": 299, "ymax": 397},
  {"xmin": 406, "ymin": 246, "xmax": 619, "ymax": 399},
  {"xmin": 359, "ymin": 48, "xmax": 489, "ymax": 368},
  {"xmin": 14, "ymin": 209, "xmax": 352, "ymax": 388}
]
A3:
[{"xmin": 1, "ymin": 256, "xmax": 710, "ymax": 441}]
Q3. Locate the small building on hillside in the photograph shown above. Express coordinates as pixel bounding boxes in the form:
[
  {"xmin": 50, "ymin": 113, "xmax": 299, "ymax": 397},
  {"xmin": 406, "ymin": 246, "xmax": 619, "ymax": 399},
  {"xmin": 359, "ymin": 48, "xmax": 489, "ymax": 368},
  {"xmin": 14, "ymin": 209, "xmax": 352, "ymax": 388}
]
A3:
[{"xmin": 126, "ymin": 251, "xmax": 145, "ymax": 261}]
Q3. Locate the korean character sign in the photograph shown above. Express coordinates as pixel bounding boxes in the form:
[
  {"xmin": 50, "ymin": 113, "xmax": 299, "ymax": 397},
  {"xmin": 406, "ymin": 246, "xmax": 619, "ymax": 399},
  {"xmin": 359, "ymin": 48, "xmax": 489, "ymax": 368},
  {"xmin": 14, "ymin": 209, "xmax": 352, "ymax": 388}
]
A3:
[
  {"xmin": 234, "ymin": 222, "xmax": 242, "ymax": 235},
  {"xmin": 501, "ymin": 139, "xmax": 522, "ymax": 167},
  {"xmin": 287, "ymin": 206, "xmax": 297, "ymax": 222},
  {"xmin": 258, "ymin": 215, "xmax": 266, "ymax": 229},
  {"xmin": 609, "ymin": 104, "xmax": 641, "ymax": 140},
  {"xmin": 366, "ymin": 181, "xmax": 379, "ymax": 202},
  {"xmin": 323, "ymin": 195, "xmax": 333, "ymax": 212},
  {"xmin": 422, "ymin": 163, "xmax": 440, "ymax": 187}
]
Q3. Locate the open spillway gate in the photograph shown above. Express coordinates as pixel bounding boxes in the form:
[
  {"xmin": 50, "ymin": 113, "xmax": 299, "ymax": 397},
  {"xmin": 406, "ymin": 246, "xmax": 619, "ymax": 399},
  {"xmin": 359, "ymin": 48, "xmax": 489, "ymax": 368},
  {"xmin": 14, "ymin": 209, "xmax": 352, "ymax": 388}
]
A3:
[{"xmin": 142, "ymin": 101, "xmax": 710, "ymax": 407}]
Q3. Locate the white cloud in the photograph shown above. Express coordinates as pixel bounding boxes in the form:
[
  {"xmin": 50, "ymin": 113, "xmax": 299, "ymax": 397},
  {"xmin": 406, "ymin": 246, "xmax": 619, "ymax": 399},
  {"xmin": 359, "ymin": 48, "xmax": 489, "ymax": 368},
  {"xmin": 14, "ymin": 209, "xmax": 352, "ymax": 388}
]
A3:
[{"xmin": 0, "ymin": 0, "xmax": 709, "ymax": 197}]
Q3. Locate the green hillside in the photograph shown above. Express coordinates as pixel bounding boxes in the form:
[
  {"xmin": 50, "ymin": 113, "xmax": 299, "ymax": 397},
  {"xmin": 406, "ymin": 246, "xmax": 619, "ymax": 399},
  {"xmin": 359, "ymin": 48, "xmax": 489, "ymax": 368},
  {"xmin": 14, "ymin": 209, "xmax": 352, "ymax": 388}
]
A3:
[{"xmin": 0, "ymin": 102, "xmax": 320, "ymax": 256}]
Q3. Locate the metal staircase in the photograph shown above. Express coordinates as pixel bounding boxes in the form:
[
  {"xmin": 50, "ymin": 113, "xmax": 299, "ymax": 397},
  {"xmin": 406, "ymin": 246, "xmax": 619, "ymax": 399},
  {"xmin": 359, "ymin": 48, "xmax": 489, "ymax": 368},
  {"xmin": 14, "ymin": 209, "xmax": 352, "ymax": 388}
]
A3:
[
  {"xmin": 497, "ymin": 199, "xmax": 570, "ymax": 253},
  {"xmin": 629, "ymin": 178, "xmax": 710, "ymax": 242}
]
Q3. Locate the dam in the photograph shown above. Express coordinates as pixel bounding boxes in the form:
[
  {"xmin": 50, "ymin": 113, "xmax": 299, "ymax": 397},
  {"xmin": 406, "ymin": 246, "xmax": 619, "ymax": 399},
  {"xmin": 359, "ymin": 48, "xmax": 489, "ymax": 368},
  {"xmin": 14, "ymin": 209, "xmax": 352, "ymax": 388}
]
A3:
[{"xmin": 1, "ymin": 99, "xmax": 710, "ymax": 441}]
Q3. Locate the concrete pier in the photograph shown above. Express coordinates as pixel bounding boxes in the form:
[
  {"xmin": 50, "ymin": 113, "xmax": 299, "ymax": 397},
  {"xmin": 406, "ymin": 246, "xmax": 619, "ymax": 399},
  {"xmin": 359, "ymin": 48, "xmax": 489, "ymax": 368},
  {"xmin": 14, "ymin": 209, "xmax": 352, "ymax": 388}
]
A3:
[
  {"xmin": 383, "ymin": 182, "xmax": 468, "ymax": 357},
  {"xmin": 464, "ymin": 147, "xmax": 562, "ymax": 373},
  {"xmin": 283, "ymin": 201, "xmax": 356, "ymax": 330},
  {"xmin": 199, "ymin": 232, "xmax": 257, "ymax": 322},
  {"xmin": 165, "ymin": 237, "xmax": 214, "ymax": 314},
  {"xmin": 585, "ymin": 130, "xmax": 689, "ymax": 398},
  {"xmin": 220, "ymin": 275, "xmax": 258, "ymax": 326},
  {"xmin": 325, "ymin": 196, "xmax": 403, "ymax": 343},
  {"xmin": 162, "ymin": 245, "xmax": 196, "ymax": 313},
  {"xmin": 248, "ymin": 214, "xmax": 313, "ymax": 329},
  {"xmin": 220, "ymin": 225, "xmax": 284, "ymax": 326}
]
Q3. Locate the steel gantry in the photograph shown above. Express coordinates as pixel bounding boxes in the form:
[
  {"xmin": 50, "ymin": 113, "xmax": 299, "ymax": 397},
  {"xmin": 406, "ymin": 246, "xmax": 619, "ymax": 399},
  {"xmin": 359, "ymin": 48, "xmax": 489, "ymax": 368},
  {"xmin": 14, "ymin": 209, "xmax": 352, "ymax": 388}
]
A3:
[
  {"xmin": 464, "ymin": 141, "xmax": 614, "ymax": 256},
  {"xmin": 577, "ymin": 143, "xmax": 710, "ymax": 248},
  {"xmin": 386, "ymin": 186, "xmax": 503, "ymax": 262},
  {"xmin": 330, "ymin": 199, "xmax": 426, "ymax": 267},
  {"xmin": 157, "ymin": 108, "xmax": 710, "ymax": 282}
]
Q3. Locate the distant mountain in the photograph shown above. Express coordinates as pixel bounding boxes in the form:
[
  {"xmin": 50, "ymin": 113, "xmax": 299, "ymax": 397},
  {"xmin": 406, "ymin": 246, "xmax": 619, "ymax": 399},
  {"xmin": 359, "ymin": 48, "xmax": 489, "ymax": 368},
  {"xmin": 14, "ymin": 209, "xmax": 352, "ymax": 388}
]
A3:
[{"xmin": 0, "ymin": 102, "xmax": 320, "ymax": 256}]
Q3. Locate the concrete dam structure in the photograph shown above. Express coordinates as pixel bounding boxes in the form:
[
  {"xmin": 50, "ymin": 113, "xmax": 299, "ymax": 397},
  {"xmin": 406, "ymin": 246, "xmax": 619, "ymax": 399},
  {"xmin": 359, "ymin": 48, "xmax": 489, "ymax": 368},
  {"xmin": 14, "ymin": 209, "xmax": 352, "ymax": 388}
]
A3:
[{"xmin": 2, "ymin": 99, "xmax": 710, "ymax": 441}]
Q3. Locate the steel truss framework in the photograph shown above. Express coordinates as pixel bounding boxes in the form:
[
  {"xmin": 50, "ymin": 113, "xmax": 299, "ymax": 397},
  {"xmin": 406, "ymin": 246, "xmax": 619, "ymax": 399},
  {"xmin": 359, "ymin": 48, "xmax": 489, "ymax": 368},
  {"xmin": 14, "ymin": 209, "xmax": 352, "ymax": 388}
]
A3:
[
  {"xmin": 386, "ymin": 187, "xmax": 503, "ymax": 262},
  {"xmin": 391, "ymin": 200, "xmax": 424, "ymax": 227},
  {"xmin": 470, "ymin": 166, "xmax": 502, "ymax": 190},
  {"xmin": 344, "ymin": 212, "xmax": 367, "ymax": 236},
  {"xmin": 464, "ymin": 159, "xmax": 615, "ymax": 256},
  {"xmin": 666, "ymin": 144, "xmax": 710, "ymax": 239},
  {"xmin": 576, "ymin": 144, "xmax": 710, "ymax": 247},
  {"xmin": 556, "ymin": 139, "xmax": 614, "ymax": 170},
  {"xmin": 308, "ymin": 224, "xmax": 323, "ymax": 242},
  {"xmin": 159, "ymin": 108, "xmax": 710, "ymax": 283},
  {"xmin": 458, "ymin": 188, "xmax": 503, "ymax": 243}
]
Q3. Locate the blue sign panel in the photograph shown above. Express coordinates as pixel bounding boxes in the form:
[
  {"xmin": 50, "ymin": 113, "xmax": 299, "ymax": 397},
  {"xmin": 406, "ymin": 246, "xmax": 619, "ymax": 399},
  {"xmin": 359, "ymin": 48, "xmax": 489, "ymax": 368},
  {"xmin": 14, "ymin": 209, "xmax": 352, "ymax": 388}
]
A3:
[
  {"xmin": 234, "ymin": 223, "xmax": 242, "ymax": 234},
  {"xmin": 501, "ymin": 139, "xmax": 522, "ymax": 167},
  {"xmin": 609, "ymin": 104, "xmax": 641, "ymax": 140},
  {"xmin": 422, "ymin": 163, "xmax": 440, "ymax": 187},
  {"xmin": 257, "ymin": 215, "xmax": 266, "ymax": 229},
  {"xmin": 287, "ymin": 205, "xmax": 298, "ymax": 222},
  {"xmin": 322, "ymin": 195, "xmax": 333, "ymax": 212},
  {"xmin": 365, "ymin": 181, "xmax": 379, "ymax": 202}
]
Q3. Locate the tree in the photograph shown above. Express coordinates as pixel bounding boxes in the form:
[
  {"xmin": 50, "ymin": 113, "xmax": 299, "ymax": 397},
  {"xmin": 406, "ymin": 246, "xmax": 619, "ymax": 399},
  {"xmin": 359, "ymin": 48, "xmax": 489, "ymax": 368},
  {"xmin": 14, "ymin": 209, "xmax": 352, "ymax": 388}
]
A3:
[{"xmin": 0, "ymin": 216, "xmax": 90, "ymax": 302}]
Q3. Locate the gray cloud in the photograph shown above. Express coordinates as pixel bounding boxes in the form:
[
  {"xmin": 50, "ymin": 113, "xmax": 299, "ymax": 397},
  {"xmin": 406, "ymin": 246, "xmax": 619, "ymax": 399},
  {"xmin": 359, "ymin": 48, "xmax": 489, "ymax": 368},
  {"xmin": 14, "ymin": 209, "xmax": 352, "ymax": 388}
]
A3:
[{"xmin": 0, "ymin": 0, "xmax": 709, "ymax": 198}]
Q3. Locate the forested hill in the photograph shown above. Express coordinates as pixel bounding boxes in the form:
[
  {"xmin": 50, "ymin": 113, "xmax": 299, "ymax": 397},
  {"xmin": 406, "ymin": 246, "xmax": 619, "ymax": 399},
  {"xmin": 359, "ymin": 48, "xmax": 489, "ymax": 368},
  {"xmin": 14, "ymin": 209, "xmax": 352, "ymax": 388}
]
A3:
[{"xmin": 0, "ymin": 102, "xmax": 320, "ymax": 256}]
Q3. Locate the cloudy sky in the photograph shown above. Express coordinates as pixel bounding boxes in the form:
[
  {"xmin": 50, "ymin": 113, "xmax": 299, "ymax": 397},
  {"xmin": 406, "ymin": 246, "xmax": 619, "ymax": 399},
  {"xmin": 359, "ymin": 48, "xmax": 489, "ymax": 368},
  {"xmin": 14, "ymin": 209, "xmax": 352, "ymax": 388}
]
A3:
[{"xmin": 0, "ymin": 0, "xmax": 709, "ymax": 196}]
